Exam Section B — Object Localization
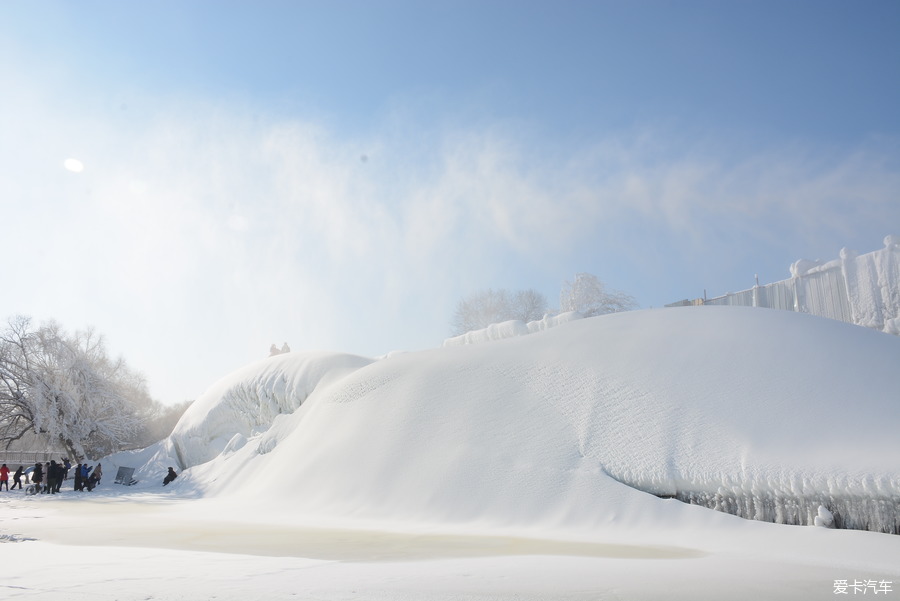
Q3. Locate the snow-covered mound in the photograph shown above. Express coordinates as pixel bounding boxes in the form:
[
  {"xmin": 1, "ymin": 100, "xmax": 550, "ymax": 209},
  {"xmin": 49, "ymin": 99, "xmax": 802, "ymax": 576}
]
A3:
[
  {"xmin": 149, "ymin": 307, "xmax": 899, "ymax": 534},
  {"xmin": 168, "ymin": 351, "xmax": 373, "ymax": 467}
]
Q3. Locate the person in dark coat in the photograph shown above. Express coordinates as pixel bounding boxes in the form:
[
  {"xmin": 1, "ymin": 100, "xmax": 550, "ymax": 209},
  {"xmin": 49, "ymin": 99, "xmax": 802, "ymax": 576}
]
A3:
[
  {"xmin": 47, "ymin": 460, "xmax": 59, "ymax": 494},
  {"xmin": 32, "ymin": 463, "xmax": 43, "ymax": 489},
  {"xmin": 74, "ymin": 464, "xmax": 83, "ymax": 491},
  {"xmin": 163, "ymin": 467, "xmax": 178, "ymax": 486},
  {"xmin": 11, "ymin": 466, "xmax": 23, "ymax": 490},
  {"xmin": 53, "ymin": 461, "xmax": 64, "ymax": 493}
]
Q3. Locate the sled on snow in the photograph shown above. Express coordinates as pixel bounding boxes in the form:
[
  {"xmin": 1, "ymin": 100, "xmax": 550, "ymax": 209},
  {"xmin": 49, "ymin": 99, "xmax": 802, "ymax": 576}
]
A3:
[{"xmin": 114, "ymin": 466, "xmax": 138, "ymax": 486}]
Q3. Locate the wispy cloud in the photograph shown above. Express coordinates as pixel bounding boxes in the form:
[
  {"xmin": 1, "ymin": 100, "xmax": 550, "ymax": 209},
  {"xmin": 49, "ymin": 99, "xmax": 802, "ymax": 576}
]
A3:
[{"xmin": 1, "ymin": 82, "xmax": 897, "ymax": 401}]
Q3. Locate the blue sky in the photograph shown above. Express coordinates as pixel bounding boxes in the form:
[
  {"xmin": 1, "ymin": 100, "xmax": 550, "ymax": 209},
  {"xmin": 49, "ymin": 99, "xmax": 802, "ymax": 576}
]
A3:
[{"xmin": 1, "ymin": 1, "xmax": 898, "ymax": 404}]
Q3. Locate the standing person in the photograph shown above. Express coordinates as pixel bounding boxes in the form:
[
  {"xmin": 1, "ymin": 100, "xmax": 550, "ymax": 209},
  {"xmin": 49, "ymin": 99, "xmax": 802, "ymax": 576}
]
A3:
[
  {"xmin": 53, "ymin": 461, "xmax": 64, "ymax": 493},
  {"xmin": 62, "ymin": 458, "xmax": 71, "ymax": 481},
  {"xmin": 32, "ymin": 462, "xmax": 43, "ymax": 492},
  {"xmin": 88, "ymin": 464, "xmax": 102, "ymax": 490},
  {"xmin": 42, "ymin": 462, "xmax": 51, "ymax": 493},
  {"xmin": 74, "ymin": 464, "xmax": 83, "ymax": 491},
  {"xmin": 80, "ymin": 464, "xmax": 93, "ymax": 491},
  {"xmin": 0, "ymin": 464, "xmax": 9, "ymax": 491},
  {"xmin": 46, "ymin": 460, "xmax": 59, "ymax": 494},
  {"xmin": 11, "ymin": 466, "xmax": 23, "ymax": 490}
]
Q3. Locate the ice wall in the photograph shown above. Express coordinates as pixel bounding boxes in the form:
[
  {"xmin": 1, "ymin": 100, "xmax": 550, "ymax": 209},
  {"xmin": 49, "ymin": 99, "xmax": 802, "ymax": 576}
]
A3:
[
  {"xmin": 669, "ymin": 490, "xmax": 899, "ymax": 534},
  {"xmin": 842, "ymin": 235, "xmax": 900, "ymax": 334}
]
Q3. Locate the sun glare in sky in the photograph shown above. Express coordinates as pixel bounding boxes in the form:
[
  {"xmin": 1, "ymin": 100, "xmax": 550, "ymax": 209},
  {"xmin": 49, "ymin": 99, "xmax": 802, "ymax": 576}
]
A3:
[{"xmin": 63, "ymin": 157, "xmax": 84, "ymax": 173}]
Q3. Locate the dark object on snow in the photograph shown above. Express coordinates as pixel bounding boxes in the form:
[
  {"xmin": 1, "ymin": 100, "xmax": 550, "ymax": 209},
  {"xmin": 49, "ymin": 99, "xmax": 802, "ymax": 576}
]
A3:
[
  {"xmin": 114, "ymin": 466, "xmax": 137, "ymax": 486},
  {"xmin": 163, "ymin": 467, "xmax": 178, "ymax": 486},
  {"xmin": 32, "ymin": 463, "xmax": 43, "ymax": 485},
  {"xmin": 76, "ymin": 464, "xmax": 92, "ymax": 491},
  {"xmin": 11, "ymin": 466, "xmax": 23, "ymax": 490}
]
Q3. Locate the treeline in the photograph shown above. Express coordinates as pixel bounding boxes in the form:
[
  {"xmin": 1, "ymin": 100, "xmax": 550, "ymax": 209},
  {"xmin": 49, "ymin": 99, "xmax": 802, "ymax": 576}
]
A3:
[
  {"xmin": 0, "ymin": 316, "xmax": 191, "ymax": 460},
  {"xmin": 451, "ymin": 273, "xmax": 637, "ymax": 335}
]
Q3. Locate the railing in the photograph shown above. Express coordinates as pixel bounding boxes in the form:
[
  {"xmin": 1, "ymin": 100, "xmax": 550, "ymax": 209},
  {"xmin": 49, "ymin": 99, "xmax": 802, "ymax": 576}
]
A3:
[
  {"xmin": 670, "ymin": 236, "xmax": 900, "ymax": 334},
  {"xmin": 0, "ymin": 451, "xmax": 65, "ymax": 466},
  {"xmin": 704, "ymin": 265, "xmax": 854, "ymax": 323}
]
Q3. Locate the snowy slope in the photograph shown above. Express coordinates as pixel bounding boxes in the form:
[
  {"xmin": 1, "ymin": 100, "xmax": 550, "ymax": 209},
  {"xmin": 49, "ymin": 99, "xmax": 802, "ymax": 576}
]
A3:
[
  {"xmin": 168, "ymin": 351, "xmax": 373, "ymax": 467},
  {"xmin": 123, "ymin": 306, "xmax": 900, "ymax": 534}
]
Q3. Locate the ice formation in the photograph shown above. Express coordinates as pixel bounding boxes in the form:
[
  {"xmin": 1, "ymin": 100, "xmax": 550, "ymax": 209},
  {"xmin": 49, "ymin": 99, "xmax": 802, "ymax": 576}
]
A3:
[
  {"xmin": 709, "ymin": 235, "xmax": 900, "ymax": 336},
  {"xmin": 168, "ymin": 351, "xmax": 373, "ymax": 467},
  {"xmin": 441, "ymin": 311, "xmax": 583, "ymax": 346},
  {"xmin": 670, "ymin": 489, "xmax": 896, "ymax": 533},
  {"xmin": 120, "ymin": 305, "xmax": 900, "ymax": 535}
]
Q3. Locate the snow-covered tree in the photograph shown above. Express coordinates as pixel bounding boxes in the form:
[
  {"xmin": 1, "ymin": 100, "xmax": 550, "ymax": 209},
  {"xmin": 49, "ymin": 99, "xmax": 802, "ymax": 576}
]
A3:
[
  {"xmin": 0, "ymin": 316, "xmax": 35, "ymax": 451},
  {"xmin": 559, "ymin": 273, "xmax": 638, "ymax": 317},
  {"xmin": 134, "ymin": 399, "xmax": 193, "ymax": 447},
  {"xmin": 0, "ymin": 317, "xmax": 153, "ymax": 459},
  {"xmin": 511, "ymin": 289, "xmax": 548, "ymax": 323},
  {"xmin": 451, "ymin": 288, "xmax": 548, "ymax": 335}
]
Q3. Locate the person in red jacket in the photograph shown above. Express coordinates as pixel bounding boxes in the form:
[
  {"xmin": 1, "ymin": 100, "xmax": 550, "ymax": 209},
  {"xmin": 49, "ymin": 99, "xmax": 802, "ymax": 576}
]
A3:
[{"xmin": 0, "ymin": 464, "xmax": 9, "ymax": 491}]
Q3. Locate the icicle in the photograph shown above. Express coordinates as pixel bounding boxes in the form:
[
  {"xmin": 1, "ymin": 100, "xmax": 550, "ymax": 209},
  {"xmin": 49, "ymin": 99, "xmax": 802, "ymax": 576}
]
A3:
[{"xmin": 668, "ymin": 490, "xmax": 900, "ymax": 534}]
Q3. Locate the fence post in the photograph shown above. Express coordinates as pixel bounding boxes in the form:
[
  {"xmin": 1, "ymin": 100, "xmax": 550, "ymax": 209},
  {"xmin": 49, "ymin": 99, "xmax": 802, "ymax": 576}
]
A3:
[
  {"xmin": 752, "ymin": 275, "xmax": 760, "ymax": 308},
  {"xmin": 839, "ymin": 247, "xmax": 861, "ymax": 325}
]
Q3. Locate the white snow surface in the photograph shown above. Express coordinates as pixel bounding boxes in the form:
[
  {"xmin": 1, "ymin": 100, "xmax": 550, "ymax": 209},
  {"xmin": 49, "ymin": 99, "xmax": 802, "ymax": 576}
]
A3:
[
  {"xmin": 3, "ymin": 305, "xmax": 899, "ymax": 600},
  {"xmin": 441, "ymin": 310, "xmax": 584, "ymax": 346},
  {"xmin": 168, "ymin": 351, "xmax": 374, "ymax": 467},
  {"xmin": 165, "ymin": 306, "xmax": 898, "ymax": 522}
]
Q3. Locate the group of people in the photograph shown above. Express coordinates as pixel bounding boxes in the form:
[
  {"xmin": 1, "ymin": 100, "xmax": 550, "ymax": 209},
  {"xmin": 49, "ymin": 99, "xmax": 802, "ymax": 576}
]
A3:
[
  {"xmin": 0, "ymin": 464, "xmax": 24, "ymax": 491},
  {"xmin": 1, "ymin": 460, "xmax": 180, "ymax": 490},
  {"xmin": 0, "ymin": 459, "xmax": 103, "ymax": 494}
]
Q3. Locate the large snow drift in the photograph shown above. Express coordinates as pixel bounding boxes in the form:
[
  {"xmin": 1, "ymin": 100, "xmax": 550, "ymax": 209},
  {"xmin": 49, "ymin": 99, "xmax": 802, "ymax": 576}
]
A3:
[
  {"xmin": 168, "ymin": 351, "xmax": 373, "ymax": 467},
  {"xmin": 131, "ymin": 306, "xmax": 899, "ymax": 535}
]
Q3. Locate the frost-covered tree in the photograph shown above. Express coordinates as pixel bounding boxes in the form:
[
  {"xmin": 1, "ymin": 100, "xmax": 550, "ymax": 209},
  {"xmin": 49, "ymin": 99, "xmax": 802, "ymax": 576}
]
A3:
[
  {"xmin": 451, "ymin": 288, "xmax": 548, "ymax": 335},
  {"xmin": 559, "ymin": 273, "xmax": 638, "ymax": 317},
  {"xmin": 511, "ymin": 289, "xmax": 548, "ymax": 323},
  {"xmin": 0, "ymin": 316, "xmax": 153, "ymax": 459},
  {"xmin": 134, "ymin": 399, "xmax": 193, "ymax": 447},
  {"xmin": 0, "ymin": 316, "xmax": 34, "ymax": 451}
]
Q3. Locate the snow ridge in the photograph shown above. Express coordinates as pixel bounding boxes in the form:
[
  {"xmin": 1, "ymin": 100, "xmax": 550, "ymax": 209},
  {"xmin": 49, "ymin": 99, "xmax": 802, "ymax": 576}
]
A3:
[{"xmin": 145, "ymin": 306, "xmax": 900, "ymax": 535}]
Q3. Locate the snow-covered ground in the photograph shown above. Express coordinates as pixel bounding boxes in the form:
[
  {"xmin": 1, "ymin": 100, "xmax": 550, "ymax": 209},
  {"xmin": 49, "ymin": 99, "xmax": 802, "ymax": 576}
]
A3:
[{"xmin": 2, "ymin": 306, "xmax": 898, "ymax": 600}]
